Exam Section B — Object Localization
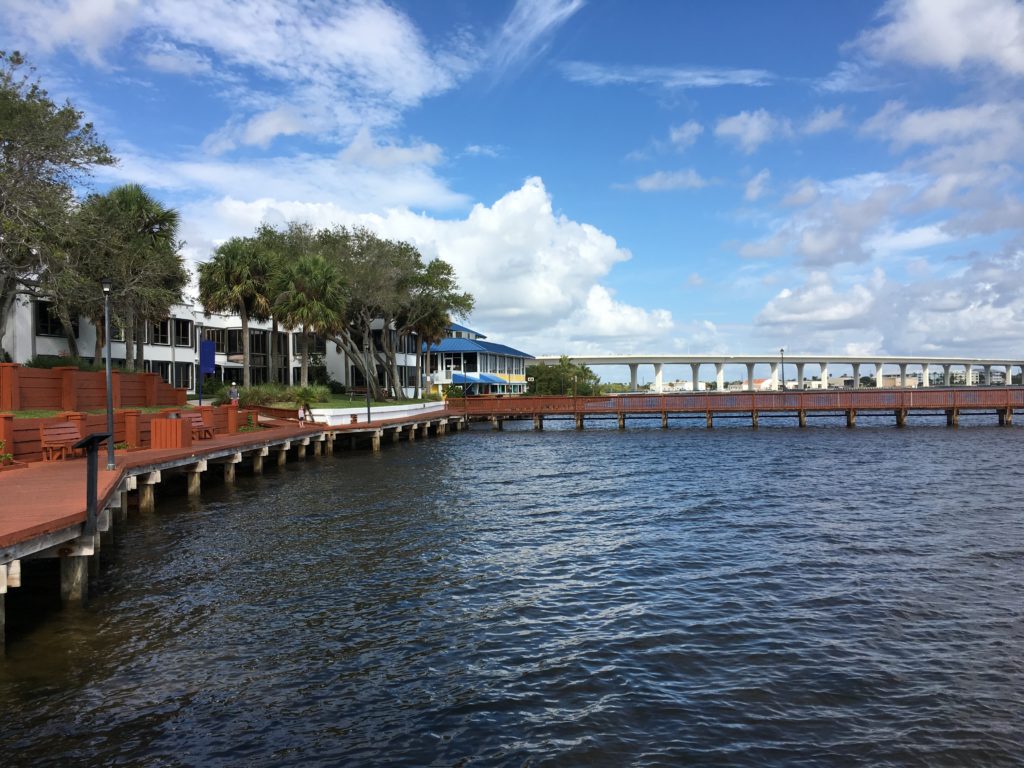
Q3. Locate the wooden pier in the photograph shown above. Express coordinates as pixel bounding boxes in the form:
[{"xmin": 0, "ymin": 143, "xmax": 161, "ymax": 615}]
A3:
[
  {"xmin": 0, "ymin": 409, "xmax": 464, "ymax": 649},
  {"xmin": 448, "ymin": 387, "xmax": 1024, "ymax": 430}
]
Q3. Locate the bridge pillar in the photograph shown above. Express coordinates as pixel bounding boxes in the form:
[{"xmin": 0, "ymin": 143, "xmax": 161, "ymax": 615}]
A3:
[
  {"xmin": 943, "ymin": 364, "xmax": 952, "ymax": 386},
  {"xmin": 875, "ymin": 362, "xmax": 885, "ymax": 388},
  {"xmin": 1006, "ymin": 363, "xmax": 1015, "ymax": 386},
  {"xmin": 746, "ymin": 363, "xmax": 756, "ymax": 391},
  {"xmin": 629, "ymin": 364, "xmax": 639, "ymax": 391},
  {"xmin": 654, "ymin": 363, "xmax": 664, "ymax": 394},
  {"xmin": 533, "ymin": 414, "xmax": 543, "ymax": 431},
  {"xmin": 899, "ymin": 363, "xmax": 908, "ymax": 388},
  {"xmin": 852, "ymin": 363, "xmax": 860, "ymax": 388},
  {"xmin": 964, "ymin": 364, "xmax": 974, "ymax": 386},
  {"xmin": 770, "ymin": 362, "xmax": 780, "ymax": 391},
  {"xmin": 690, "ymin": 363, "xmax": 700, "ymax": 393},
  {"xmin": 796, "ymin": 363, "xmax": 805, "ymax": 389},
  {"xmin": 715, "ymin": 363, "xmax": 725, "ymax": 391},
  {"xmin": 921, "ymin": 363, "xmax": 930, "ymax": 387},
  {"xmin": 819, "ymin": 362, "xmax": 829, "ymax": 389},
  {"xmin": 984, "ymin": 365, "xmax": 992, "ymax": 385}
]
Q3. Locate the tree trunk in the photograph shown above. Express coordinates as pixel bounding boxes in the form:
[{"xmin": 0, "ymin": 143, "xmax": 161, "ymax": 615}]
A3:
[
  {"xmin": 0, "ymin": 276, "xmax": 15, "ymax": 355},
  {"xmin": 414, "ymin": 343, "xmax": 422, "ymax": 399},
  {"xmin": 300, "ymin": 325, "xmax": 309, "ymax": 386},
  {"xmin": 62, "ymin": 313, "xmax": 81, "ymax": 359},
  {"xmin": 136, "ymin": 319, "xmax": 145, "ymax": 372},
  {"xmin": 239, "ymin": 303, "xmax": 251, "ymax": 387},
  {"xmin": 270, "ymin": 316, "xmax": 278, "ymax": 384},
  {"xmin": 124, "ymin": 308, "xmax": 135, "ymax": 372}
]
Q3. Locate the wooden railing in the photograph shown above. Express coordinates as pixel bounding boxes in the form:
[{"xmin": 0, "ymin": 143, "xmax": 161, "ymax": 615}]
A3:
[{"xmin": 448, "ymin": 387, "xmax": 1024, "ymax": 416}]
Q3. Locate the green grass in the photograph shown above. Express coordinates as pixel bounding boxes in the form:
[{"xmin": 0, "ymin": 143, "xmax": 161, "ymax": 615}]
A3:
[{"xmin": 6, "ymin": 405, "xmax": 191, "ymax": 419}]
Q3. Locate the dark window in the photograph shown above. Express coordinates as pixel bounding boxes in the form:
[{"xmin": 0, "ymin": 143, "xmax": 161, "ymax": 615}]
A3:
[
  {"xmin": 227, "ymin": 329, "xmax": 243, "ymax": 354},
  {"xmin": 146, "ymin": 360, "xmax": 171, "ymax": 383},
  {"xmin": 291, "ymin": 333, "xmax": 326, "ymax": 355},
  {"xmin": 35, "ymin": 301, "xmax": 78, "ymax": 337},
  {"xmin": 111, "ymin": 325, "xmax": 126, "ymax": 342},
  {"xmin": 204, "ymin": 328, "xmax": 226, "ymax": 353},
  {"xmin": 150, "ymin": 319, "xmax": 170, "ymax": 345},
  {"xmin": 174, "ymin": 319, "xmax": 193, "ymax": 347},
  {"xmin": 173, "ymin": 362, "xmax": 193, "ymax": 390}
]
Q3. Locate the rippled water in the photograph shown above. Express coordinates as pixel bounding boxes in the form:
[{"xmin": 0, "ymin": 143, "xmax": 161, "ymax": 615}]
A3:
[{"xmin": 2, "ymin": 418, "xmax": 1023, "ymax": 766}]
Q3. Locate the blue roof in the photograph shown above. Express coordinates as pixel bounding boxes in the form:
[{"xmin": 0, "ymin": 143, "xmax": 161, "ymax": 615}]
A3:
[
  {"xmin": 426, "ymin": 336, "xmax": 534, "ymax": 359},
  {"xmin": 449, "ymin": 322, "xmax": 485, "ymax": 338}
]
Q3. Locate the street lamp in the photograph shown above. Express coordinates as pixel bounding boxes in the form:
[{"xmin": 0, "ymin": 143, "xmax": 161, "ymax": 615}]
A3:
[
  {"xmin": 101, "ymin": 277, "xmax": 115, "ymax": 470},
  {"xmin": 779, "ymin": 347, "xmax": 785, "ymax": 392},
  {"xmin": 363, "ymin": 336, "xmax": 372, "ymax": 424}
]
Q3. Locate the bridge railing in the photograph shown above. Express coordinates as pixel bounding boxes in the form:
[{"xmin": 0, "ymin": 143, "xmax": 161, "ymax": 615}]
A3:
[{"xmin": 447, "ymin": 388, "xmax": 1023, "ymax": 416}]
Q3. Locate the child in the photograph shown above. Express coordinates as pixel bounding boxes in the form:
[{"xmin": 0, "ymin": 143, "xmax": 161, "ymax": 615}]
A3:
[{"xmin": 228, "ymin": 382, "xmax": 239, "ymax": 407}]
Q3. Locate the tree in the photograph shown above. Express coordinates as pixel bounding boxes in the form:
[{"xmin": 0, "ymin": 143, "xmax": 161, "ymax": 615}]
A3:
[
  {"xmin": 0, "ymin": 51, "xmax": 114, "ymax": 351},
  {"xmin": 50, "ymin": 183, "xmax": 186, "ymax": 367},
  {"xmin": 197, "ymin": 237, "xmax": 272, "ymax": 387},
  {"xmin": 273, "ymin": 252, "xmax": 346, "ymax": 386},
  {"xmin": 527, "ymin": 356, "xmax": 601, "ymax": 395}
]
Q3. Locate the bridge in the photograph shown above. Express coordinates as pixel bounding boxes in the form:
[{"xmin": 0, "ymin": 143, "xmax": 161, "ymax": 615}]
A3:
[
  {"xmin": 449, "ymin": 388, "xmax": 1023, "ymax": 429},
  {"xmin": 534, "ymin": 354, "xmax": 1023, "ymax": 393}
]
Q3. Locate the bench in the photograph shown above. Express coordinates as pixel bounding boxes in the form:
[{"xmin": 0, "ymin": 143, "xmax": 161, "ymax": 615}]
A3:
[
  {"xmin": 183, "ymin": 411, "xmax": 215, "ymax": 440},
  {"xmin": 40, "ymin": 421, "xmax": 83, "ymax": 461}
]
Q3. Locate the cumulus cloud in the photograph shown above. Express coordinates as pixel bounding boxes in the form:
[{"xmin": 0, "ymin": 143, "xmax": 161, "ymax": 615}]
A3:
[
  {"xmin": 803, "ymin": 106, "xmax": 846, "ymax": 134},
  {"xmin": 669, "ymin": 120, "xmax": 703, "ymax": 150},
  {"xmin": 757, "ymin": 271, "xmax": 879, "ymax": 328},
  {"xmin": 745, "ymin": 169, "xmax": 771, "ymax": 201},
  {"xmin": 715, "ymin": 109, "xmax": 792, "ymax": 153},
  {"xmin": 856, "ymin": 0, "xmax": 1024, "ymax": 76}
]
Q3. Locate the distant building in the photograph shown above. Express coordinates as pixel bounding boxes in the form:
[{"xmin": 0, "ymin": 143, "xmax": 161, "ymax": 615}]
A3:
[{"xmin": 425, "ymin": 323, "xmax": 532, "ymax": 396}]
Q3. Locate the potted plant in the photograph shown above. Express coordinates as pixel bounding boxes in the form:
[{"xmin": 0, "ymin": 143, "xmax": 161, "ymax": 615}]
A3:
[{"xmin": 0, "ymin": 439, "xmax": 25, "ymax": 472}]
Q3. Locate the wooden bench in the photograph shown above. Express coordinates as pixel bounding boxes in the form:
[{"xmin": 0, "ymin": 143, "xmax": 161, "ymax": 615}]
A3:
[
  {"xmin": 40, "ymin": 421, "xmax": 83, "ymax": 461},
  {"xmin": 183, "ymin": 411, "xmax": 215, "ymax": 440}
]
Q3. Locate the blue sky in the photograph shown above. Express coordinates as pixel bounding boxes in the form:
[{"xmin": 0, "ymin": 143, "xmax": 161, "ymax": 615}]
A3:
[{"xmin": 4, "ymin": 0, "xmax": 1024, "ymax": 371}]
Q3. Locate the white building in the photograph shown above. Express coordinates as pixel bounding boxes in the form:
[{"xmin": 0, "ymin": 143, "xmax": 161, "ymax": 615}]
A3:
[{"xmin": 1, "ymin": 297, "xmax": 421, "ymax": 396}]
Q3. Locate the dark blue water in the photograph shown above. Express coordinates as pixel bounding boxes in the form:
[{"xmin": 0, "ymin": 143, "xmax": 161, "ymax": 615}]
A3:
[{"xmin": 2, "ymin": 418, "xmax": 1023, "ymax": 766}]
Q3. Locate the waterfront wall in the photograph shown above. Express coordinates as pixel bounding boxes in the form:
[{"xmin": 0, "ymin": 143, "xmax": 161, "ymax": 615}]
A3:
[{"xmin": 0, "ymin": 364, "xmax": 186, "ymax": 412}]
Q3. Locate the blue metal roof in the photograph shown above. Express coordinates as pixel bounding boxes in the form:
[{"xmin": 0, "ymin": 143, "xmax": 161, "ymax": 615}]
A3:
[
  {"xmin": 448, "ymin": 322, "xmax": 485, "ymax": 338},
  {"xmin": 426, "ymin": 336, "xmax": 534, "ymax": 359}
]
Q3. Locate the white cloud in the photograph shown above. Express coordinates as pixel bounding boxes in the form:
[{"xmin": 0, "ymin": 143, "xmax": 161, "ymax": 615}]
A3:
[
  {"xmin": 856, "ymin": 0, "xmax": 1024, "ymax": 76},
  {"xmin": 866, "ymin": 224, "xmax": 953, "ymax": 254},
  {"xmin": 687, "ymin": 272, "xmax": 704, "ymax": 287},
  {"xmin": 803, "ymin": 106, "xmax": 846, "ymax": 135},
  {"xmin": 141, "ymin": 39, "xmax": 213, "ymax": 75},
  {"xmin": 490, "ymin": 0, "xmax": 584, "ymax": 76},
  {"xmin": 745, "ymin": 169, "xmax": 771, "ymax": 201},
  {"xmin": 669, "ymin": 120, "xmax": 703, "ymax": 150},
  {"xmin": 561, "ymin": 61, "xmax": 773, "ymax": 89},
  {"xmin": 630, "ymin": 169, "xmax": 708, "ymax": 192},
  {"xmin": 0, "ymin": 0, "xmax": 141, "ymax": 66},
  {"xmin": 715, "ymin": 109, "xmax": 791, "ymax": 153},
  {"xmin": 464, "ymin": 144, "xmax": 501, "ymax": 158},
  {"xmin": 757, "ymin": 271, "xmax": 879, "ymax": 328}
]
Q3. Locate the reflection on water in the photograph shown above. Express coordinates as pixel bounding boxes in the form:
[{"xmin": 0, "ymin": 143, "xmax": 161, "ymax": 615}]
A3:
[{"xmin": 2, "ymin": 419, "xmax": 1023, "ymax": 766}]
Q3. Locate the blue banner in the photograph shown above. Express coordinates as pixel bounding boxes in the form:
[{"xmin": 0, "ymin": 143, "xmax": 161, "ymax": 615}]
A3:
[{"xmin": 199, "ymin": 339, "xmax": 216, "ymax": 374}]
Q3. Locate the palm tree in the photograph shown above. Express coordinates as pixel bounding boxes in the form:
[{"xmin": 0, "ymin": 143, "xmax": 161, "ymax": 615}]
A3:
[
  {"xmin": 197, "ymin": 237, "xmax": 272, "ymax": 387},
  {"xmin": 273, "ymin": 252, "xmax": 346, "ymax": 386}
]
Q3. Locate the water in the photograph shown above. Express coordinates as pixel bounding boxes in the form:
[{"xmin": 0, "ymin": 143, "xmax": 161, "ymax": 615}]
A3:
[{"xmin": 2, "ymin": 418, "xmax": 1023, "ymax": 766}]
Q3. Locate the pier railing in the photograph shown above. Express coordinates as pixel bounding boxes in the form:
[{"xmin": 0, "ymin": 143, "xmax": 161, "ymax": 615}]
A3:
[{"xmin": 448, "ymin": 387, "xmax": 1024, "ymax": 417}]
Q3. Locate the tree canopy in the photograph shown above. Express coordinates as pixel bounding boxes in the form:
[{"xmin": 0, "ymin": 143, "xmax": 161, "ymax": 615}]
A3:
[
  {"xmin": 0, "ymin": 50, "xmax": 115, "ymax": 348},
  {"xmin": 526, "ymin": 356, "xmax": 601, "ymax": 395}
]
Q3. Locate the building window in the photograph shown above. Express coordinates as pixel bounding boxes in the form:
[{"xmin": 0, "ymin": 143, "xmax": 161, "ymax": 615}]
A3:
[
  {"xmin": 146, "ymin": 359, "xmax": 171, "ymax": 383},
  {"xmin": 227, "ymin": 329, "xmax": 243, "ymax": 354},
  {"xmin": 150, "ymin": 319, "xmax": 170, "ymax": 345},
  {"xmin": 204, "ymin": 327, "xmax": 226, "ymax": 353},
  {"xmin": 291, "ymin": 332, "xmax": 326, "ymax": 356},
  {"xmin": 35, "ymin": 301, "xmax": 78, "ymax": 337},
  {"xmin": 174, "ymin": 362, "xmax": 193, "ymax": 390},
  {"xmin": 174, "ymin": 319, "xmax": 193, "ymax": 347},
  {"xmin": 111, "ymin": 325, "xmax": 126, "ymax": 342}
]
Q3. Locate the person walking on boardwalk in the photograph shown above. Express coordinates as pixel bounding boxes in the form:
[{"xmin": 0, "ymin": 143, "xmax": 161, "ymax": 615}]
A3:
[{"xmin": 229, "ymin": 382, "xmax": 239, "ymax": 407}]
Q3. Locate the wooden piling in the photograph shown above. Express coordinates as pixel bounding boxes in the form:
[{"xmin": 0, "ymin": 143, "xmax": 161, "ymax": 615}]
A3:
[
  {"xmin": 846, "ymin": 409, "xmax": 857, "ymax": 428},
  {"xmin": 618, "ymin": 413, "xmax": 625, "ymax": 430},
  {"xmin": 60, "ymin": 556, "xmax": 88, "ymax": 603},
  {"xmin": 895, "ymin": 409, "xmax": 907, "ymax": 427},
  {"xmin": 576, "ymin": 413, "xmax": 585, "ymax": 430},
  {"xmin": 533, "ymin": 414, "xmax": 543, "ymax": 431},
  {"xmin": 946, "ymin": 408, "xmax": 958, "ymax": 427},
  {"xmin": 798, "ymin": 410, "xmax": 807, "ymax": 428},
  {"xmin": 751, "ymin": 411, "xmax": 759, "ymax": 429}
]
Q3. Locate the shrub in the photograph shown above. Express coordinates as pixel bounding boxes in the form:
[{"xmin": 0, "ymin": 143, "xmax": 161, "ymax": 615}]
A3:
[
  {"xmin": 238, "ymin": 383, "xmax": 289, "ymax": 407},
  {"xmin": 289, "ymin": 384, "xmax": 330, "ymax": 405},
  {"xmin": 24, "ymin": 354, "xmax": 104, "ymax": 371},
  {"xmin": 328, "ymin": 379, "xmax": 346, "ymax": 395}
]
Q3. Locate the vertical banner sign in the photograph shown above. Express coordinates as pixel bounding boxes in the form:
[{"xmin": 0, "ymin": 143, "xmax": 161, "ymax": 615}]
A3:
[{"xmin": 199, "ymin": 339, "xmax": 216, "ymax": 405}]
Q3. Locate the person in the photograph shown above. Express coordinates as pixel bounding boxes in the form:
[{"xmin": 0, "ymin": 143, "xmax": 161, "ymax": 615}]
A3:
[
  {"xmin": 228, "ymin": 382, "xmax": 239, "ymax": 407},
  {"xmin": 300, "ymin": 402, "xmax": 314, "ymax": 425}
]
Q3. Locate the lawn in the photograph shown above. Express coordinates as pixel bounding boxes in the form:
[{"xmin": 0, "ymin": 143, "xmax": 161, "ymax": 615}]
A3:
[{"xmin": 7, "ymin": 405, "xmax": 193, "ymax": 419}]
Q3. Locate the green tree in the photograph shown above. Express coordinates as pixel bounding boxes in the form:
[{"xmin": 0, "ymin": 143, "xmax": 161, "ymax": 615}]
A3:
[
  {"xmin": 197, "ymin": 237, "xmax": 273, "ymax": 387},
  {"xmin": 527, "ymin": 356, "xmax": 600, "ymax": 395},
  {"xmin": 0, "ymin": 51, "xmax": 114, "ymax": 351},
  {"xmin": 273, "ymin": 252, "xmax": 346, "ymax": 386}
]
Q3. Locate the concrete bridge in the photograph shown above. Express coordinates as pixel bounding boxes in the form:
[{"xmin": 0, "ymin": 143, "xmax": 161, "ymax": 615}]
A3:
[{"xmin": 535, "ymin": 355, "xmax": 1023, "ymax": 393}]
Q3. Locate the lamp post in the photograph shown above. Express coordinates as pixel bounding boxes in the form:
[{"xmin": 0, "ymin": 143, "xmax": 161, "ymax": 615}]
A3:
[
  {"xmin": 363, "ymin": 336, "xmax": 372, "ymax": 424},
  {"xmin": 779, "ymin": 347, "xmax": 785, "ymax": 392},
  {"xmin": 101, "ymin": 278, "xmax": 115, "ymax": 470}
]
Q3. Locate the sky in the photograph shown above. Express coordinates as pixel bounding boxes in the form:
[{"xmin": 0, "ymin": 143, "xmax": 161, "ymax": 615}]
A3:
[{"xmin": 3, "ymin": 0, "xmax": 1024, "ymax": 376}]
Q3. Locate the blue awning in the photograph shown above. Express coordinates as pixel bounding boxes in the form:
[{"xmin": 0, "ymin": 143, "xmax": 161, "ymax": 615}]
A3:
[{"xmin": 451, "ymin": 373, "xmax": 508, "ymax": 386}]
